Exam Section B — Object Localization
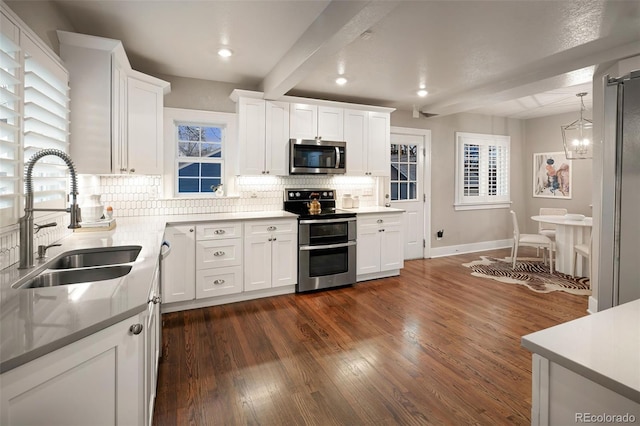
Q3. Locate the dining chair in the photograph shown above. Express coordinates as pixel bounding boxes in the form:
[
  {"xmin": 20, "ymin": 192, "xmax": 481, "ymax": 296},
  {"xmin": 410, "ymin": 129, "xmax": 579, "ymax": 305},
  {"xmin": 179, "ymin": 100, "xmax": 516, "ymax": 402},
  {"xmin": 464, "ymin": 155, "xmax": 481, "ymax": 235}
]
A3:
[
  {"xmin": 573, "ymin": 232, "xmax": 592, "ymax": 279},
  {"xmin": 538, "ymin": 207, "xmax": 568, "ymax": 240},
  {"xmin": 510, "ymin": 210, "xmax": 554, "ymax": 272}
]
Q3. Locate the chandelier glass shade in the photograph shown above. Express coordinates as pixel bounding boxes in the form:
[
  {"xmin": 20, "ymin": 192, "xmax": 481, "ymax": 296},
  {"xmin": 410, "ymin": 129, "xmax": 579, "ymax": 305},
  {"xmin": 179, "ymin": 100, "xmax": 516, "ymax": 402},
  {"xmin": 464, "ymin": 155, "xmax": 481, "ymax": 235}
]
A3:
[{"xmin": 561, "ymin": 92, "xmax": 593, "ymax": 159}]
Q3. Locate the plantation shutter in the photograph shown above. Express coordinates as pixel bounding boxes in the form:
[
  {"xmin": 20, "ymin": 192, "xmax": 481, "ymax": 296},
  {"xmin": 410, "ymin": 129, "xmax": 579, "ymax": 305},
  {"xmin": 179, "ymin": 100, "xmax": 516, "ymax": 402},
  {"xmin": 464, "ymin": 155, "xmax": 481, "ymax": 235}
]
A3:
[
  {"xmin": 22, "ymin": 33, "xmax": 70, "ymax": 212},
  {"xmin": 0, "ymin": 13, "xmax": 21, "ymax": 224}
]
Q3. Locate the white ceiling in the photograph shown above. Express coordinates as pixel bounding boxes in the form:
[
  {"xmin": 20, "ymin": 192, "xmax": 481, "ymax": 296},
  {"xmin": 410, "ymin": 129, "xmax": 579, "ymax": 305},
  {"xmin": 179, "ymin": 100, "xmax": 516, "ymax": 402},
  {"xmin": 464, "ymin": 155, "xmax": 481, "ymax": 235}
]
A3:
[{"xmin": 42, "ymin": 0, "xmax": 640, "ymax": 119}]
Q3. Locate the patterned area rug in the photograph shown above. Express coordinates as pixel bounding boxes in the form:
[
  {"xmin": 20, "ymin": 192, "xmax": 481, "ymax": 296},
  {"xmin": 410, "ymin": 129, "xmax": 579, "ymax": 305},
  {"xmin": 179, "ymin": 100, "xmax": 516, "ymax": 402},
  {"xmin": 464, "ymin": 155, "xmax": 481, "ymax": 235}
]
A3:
[{"xmin": 462, "ymin": 256, "xmax": 591, "ymax": 295}]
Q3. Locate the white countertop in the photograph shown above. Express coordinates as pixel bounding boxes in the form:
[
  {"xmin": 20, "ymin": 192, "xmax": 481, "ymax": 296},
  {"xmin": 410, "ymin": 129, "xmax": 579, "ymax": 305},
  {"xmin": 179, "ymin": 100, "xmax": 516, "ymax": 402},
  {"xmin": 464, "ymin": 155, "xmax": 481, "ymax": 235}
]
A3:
[
  {"xmin": 0, "ymin": 210, "xmax": 298, "ymax": 373},
  {"xmin": 521, "ymin": 298, "xmax": 640, "ymax": 403}
]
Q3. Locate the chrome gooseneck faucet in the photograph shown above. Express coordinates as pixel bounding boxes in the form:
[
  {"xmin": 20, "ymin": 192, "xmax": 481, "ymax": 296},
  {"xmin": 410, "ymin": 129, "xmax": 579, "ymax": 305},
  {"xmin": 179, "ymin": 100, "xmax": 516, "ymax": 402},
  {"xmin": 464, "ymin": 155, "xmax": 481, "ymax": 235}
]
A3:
[{"xmin": 19, "ymin": 149, "xmax": 82, "ymax": 269}]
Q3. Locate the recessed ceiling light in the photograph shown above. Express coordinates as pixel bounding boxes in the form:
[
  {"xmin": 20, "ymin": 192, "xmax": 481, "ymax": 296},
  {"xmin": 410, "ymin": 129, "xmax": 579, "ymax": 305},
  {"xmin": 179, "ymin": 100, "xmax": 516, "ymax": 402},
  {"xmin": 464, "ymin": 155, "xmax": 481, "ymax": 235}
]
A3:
[
  {"xmin": 417, "ymin": 89, "xmax": 428, "ymax": 97},
  {"xmin": 217, "ymin": 48, "xmax": 233, "ymax": 58},
  {"xmin": 336, "ymin": 77, "xmax": 348, "ymax": 86}
]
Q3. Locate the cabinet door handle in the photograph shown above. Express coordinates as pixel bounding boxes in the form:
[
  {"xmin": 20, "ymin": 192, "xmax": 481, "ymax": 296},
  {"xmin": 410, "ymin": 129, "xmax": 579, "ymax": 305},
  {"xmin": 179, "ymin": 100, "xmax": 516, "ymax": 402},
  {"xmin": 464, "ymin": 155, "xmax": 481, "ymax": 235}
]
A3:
[
  {"xmin": 120, "ymin": 168, "xmax": 127, "ymax": 172},
  {"xmin": 129, "ymin": 324, "xmax": 143, "ymax": 335},
  {"xmin": 272, "ymin": 237, "xmax": 277, "ymax": 241},
  {"xmin": 189, "ymin": 228, "xmax": 194, "ymax": 232},
  {"xmin": 129, "ymin": 168, "xmax": 135, "ymax": 173},
  {"xmin": 213, "ymin": 279, "xmax": 225, "ymax": 285},
  {"xmin": 377, "ymin": 219, "xmax": 383, "ymax": 223},
  {"xmin": 214, "ymin": 229, "xmax": 226, "ymax": 235},
  {"xmin": 213, "ymin": 251, "xmax": 225, "ymax": 256}
]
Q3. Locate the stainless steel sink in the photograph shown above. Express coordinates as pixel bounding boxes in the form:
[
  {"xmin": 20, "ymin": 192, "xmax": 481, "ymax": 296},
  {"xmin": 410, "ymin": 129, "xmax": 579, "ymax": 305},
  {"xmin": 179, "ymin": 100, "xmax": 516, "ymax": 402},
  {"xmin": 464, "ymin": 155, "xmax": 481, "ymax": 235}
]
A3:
[
  {"xmin": 16, "ymin": 265, "xmax": 133, "ymax": 289},
  {"xmin": 47, "ymin": 246, "xmax": 141, "ymax": 269}
]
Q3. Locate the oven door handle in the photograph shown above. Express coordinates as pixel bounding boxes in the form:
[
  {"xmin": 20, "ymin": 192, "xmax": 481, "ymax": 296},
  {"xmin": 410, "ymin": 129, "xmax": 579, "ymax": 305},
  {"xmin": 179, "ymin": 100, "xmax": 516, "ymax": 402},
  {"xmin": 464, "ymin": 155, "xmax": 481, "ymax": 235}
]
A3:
[
  {"xmin": 299, "ymin": 241, "xmax": 356, "ymax": 251},
  {"xmin": 299, "ymin": 217, "xmax": 356, "ymax": 224}
]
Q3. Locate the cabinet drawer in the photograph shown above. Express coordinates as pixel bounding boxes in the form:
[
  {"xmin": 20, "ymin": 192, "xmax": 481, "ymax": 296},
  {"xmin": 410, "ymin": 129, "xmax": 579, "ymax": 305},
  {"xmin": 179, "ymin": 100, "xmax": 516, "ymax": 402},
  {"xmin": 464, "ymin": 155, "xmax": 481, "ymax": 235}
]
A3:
[
  {"xmin": 196, "ymin": 239, "xmax": 242, "ymax": 269},
  {"xmin": 358, "ymin": 214, "xmax": 403, "ymax": 227},
  {"xmin": 196, "ymin": 222, "xmax": 242, "ymax": 240},
  {"xmin": 244, "ymin": 219, "xmax": 296, "ymax": 236},
  {"xmin": 196, "ymin": 266, "xmax": 242, "ymax": 299}
]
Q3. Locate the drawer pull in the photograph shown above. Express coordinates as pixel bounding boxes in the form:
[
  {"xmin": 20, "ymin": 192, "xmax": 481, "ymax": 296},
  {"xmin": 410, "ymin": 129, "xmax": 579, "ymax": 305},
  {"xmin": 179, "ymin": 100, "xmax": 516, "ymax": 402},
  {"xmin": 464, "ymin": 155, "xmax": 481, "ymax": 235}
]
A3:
[
  {"xmin": 214, "ymin": 229, "xmax": 226, "ymax": 235},
  {"xmin": 213, "ymin": 251, "xmax": 226, "ymax": 256},
  {"xmin": 213, "ymin": 279, "xmax": 225, "ymax": 285},
  {"xmin": 267, "ymin": 226, "xmax": 277, "ymax": 231}
]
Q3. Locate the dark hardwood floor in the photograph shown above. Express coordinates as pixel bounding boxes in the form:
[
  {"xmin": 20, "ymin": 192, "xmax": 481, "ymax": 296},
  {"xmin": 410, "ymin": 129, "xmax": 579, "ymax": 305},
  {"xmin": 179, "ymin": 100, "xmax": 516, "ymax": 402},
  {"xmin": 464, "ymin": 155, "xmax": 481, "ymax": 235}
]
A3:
[{"xmin": 153, "ymin": 248, "xmax": 588, "ymax": 425}]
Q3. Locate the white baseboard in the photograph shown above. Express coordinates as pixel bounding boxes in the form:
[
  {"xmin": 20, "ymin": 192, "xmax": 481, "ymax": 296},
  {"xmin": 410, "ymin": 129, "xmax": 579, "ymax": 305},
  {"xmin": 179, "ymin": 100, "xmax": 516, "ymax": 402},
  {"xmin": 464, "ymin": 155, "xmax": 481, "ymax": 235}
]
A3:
[{"xmin": 429, "ymin": 239, "xmax": 512, "ymax": 258}]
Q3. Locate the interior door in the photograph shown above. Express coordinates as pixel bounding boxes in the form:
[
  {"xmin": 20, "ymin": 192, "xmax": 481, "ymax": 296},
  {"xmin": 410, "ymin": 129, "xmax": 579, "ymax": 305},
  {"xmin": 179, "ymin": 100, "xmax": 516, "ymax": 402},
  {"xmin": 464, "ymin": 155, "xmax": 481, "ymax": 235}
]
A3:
[{"xmin": 389, "ymin": 128, "xmax": 430, "ymax": 260}]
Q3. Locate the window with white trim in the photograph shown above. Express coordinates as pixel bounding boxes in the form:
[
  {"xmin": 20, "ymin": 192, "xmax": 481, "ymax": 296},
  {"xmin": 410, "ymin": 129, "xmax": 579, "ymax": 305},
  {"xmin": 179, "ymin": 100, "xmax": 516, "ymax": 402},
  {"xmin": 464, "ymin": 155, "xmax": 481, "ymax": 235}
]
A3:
[
  {"xmin": 454, "ymin": 132, "xmax": 510, "ymax": 210},
  {"xmin": 176, "ymin": 123, "xmax": 224, "ymax": 194}
]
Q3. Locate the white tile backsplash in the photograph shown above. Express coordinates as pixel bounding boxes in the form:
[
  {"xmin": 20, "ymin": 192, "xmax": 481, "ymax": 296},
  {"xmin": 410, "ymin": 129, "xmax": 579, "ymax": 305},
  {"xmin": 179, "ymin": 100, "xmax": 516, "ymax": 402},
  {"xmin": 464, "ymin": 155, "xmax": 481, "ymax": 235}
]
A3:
[{"xmin": 1, "ymin": 174, "xmax": 378, "ymax": 269}]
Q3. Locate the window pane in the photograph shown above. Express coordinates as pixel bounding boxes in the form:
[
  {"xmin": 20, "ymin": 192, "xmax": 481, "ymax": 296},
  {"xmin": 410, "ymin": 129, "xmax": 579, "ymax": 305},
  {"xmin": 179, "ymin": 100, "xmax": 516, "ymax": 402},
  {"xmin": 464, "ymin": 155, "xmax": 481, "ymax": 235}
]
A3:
[
  {"xmin": 178, "ymin": 125, "xmax": 200, "ymax": 141},
  {"xmin": 178, "ymin": 142, "xmax": 199, "ymax": 157},
  {"xmin": 409, "ymin": 164, "xmax": 416, "ymax": 180},
  {"xmin": 409, "ymin": 145, "xmax": 417, "ymax": 162},
  {"xmin": 391, "ymin": 182, "xmax": 399, "ymax": 201},
  {"xmin": 201, "ymin": 178, "xmax": 221, "ymax": 192},
  {"xmin": 202, "ymin": 142, "xmax": 222, "ymax": 158},
  {"xmin": 409, "ymin": 182, "xmax": 416, "ymax": 200},
  {"xmin": 178, "ymin": 178, "xmax": 199, "ymax": 192},
  {"xmin": 398, "ymin": 164, "xmax": 408, "ymax": 181},
  {"xmin": 400, "ymin": 183, "xmax": 407, "ymax": 200},
  {"xmin": 390, "ymin": 164, "xmax": 399, "ymax": 180},
  {"xmin": 202, "ymin": 126, "xmax": 222, "ymax": 142},
  {"xmin": 201, "ymin": 163, "xmax": 221, "ymax": 177},
  {"xmin": 178, "ymin": 162, "xmax": 199, "ymax": 177}
]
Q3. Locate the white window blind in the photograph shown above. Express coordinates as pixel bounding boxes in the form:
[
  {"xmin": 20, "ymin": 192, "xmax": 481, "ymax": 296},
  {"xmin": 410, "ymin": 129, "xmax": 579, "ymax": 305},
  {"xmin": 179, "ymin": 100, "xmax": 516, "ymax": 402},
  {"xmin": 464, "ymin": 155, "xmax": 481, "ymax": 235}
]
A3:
[
  {"xmin": 0, "ymin": 15, "xmax": 21, "ymax": 225},
  {"xmin": 455, "ymin": 132, "xmax": 510, "ymax": 210},
  {"xmin": 0, "ymin": 11, "xmax": 70, "ymax": 228},
  {"xmin": 22, "ymin": 33, "xmax": 70, "ymax": 212}
]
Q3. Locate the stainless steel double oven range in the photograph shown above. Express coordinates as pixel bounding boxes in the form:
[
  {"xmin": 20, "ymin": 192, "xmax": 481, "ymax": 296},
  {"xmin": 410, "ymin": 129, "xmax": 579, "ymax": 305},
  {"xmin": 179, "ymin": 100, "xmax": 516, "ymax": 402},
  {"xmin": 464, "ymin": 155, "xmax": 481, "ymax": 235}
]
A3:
[{"xmin": 284, "ymin": 189, "xmax": 356, "ymax": 292}]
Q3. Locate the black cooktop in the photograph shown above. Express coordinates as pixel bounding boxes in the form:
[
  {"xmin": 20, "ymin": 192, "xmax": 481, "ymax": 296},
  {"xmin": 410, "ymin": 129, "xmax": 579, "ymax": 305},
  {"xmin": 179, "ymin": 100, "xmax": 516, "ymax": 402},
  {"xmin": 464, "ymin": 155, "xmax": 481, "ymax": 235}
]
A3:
[{"xmin": 284, "ymin": 188, "xmax": 356, "ymax": 220}]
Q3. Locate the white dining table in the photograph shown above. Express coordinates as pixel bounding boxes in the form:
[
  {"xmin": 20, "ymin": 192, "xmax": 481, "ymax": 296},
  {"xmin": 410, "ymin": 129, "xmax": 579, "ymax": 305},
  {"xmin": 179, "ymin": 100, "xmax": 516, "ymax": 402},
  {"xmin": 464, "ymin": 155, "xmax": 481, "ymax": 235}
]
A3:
[{"xmin": 530, "ymin": 215, "xmax": 593, "ymax": 276}]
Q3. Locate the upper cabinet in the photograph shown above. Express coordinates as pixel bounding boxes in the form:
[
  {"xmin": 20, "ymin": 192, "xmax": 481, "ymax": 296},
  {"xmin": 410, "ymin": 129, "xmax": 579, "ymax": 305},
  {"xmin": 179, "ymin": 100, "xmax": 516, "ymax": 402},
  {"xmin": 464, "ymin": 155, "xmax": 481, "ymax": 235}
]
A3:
[
  {"xmin": 344, "ymin": 109, "xmax": 390, "ymax": 176},
  {"xmin": 57, "ymin": 31, "xmax": 170, "ymax": 175},
  {"xmin": 233, "ymin": 93, "xmax": 289, "ymax": 176},
  {"xmin": 289, "ymin": 103, "xmax": 344, "ymax": 141},
  {"xmin": 231, "ymin": 90, "xmax": 394, "ymax": 177}
]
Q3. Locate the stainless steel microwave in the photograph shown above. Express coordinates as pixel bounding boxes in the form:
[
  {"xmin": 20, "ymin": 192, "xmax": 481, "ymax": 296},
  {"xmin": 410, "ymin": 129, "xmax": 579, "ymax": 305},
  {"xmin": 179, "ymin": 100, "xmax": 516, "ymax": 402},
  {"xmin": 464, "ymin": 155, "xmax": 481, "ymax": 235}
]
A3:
[{"xmin": 289, "ymin": 138, "xmax": 346, "ymax": 175}]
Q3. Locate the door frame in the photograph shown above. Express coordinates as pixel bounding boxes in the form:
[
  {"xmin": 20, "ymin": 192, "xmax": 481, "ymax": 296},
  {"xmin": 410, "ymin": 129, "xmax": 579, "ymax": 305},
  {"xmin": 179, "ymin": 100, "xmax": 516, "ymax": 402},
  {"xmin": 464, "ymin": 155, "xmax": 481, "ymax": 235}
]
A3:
[{"xmin": 390, "ymin": 126, "xmax": 432, "ymax": 259}]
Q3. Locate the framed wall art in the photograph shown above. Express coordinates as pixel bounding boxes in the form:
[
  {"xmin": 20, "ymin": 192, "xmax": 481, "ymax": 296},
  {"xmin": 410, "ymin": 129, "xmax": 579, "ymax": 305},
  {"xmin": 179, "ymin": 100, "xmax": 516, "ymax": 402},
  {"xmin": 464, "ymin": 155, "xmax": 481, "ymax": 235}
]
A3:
[{"xmin": 532, "ymin": 152, "xmax": 572, "ymax": 199}]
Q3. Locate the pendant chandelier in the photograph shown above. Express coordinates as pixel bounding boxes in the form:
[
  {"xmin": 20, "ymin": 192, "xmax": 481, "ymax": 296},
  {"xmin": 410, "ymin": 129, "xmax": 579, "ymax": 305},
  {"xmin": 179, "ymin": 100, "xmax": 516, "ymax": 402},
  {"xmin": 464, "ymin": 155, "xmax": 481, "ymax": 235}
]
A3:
[{"xmin": 561, "ymin": 92, "xmax": 593, "ymax": 159}]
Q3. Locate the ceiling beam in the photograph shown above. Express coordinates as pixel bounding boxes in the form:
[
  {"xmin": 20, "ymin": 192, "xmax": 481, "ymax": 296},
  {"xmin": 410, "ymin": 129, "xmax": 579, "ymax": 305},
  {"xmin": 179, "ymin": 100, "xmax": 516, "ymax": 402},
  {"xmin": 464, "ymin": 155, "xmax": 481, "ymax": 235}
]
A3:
[
  {"xmin": 261, "ymin": 0, "xmax": 398, "ymax": 100},
  {"xmin": 419, "ymin": 38, "xmax": 640, "ymax": 117}
]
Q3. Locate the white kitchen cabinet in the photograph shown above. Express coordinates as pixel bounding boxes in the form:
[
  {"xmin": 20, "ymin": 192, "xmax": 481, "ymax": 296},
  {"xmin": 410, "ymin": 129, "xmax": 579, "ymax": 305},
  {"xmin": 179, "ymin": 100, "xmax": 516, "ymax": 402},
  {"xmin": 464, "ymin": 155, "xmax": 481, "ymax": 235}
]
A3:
[
  {"xmin": 244, "ymin": 219, "xmax": 297, "ymax": 292},
  {"xmin": 344, "ymin": 109, "xmax": 391, "ymax": 176},
  {"xmin": 57, "ymin": 30, "xmax": 169, "ymax": 175},
  {"xmin": 195, "ymin": 222, "xmax": 243, "ymax": 299},
  {"xmin": 126, "ymin": 74, "xmax": 165, "ymax": 174},
  {"xmin": 162, "ymin": 225, "xmax": 196, "ymax": 303},
  {"xmin": 357, "ymin": 213, "xmax": 404, "ymax": 278},
  {"xmin": 235, "ymin": 94, "xmax": 289, "ymax": 175},
  {"xmin": 290, "ymin": 103, "xmax": 344, "ymax": 141},
  {"xmin": 0, "ymin": 314, "xmax": 146, "ymax": 426}
]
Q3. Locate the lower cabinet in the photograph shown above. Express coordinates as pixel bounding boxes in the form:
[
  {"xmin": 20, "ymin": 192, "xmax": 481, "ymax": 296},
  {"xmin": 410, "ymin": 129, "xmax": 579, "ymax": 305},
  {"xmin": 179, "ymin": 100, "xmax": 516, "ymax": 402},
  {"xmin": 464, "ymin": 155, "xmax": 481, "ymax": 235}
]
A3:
[
  {"xmin": 0, "ymin": 313, "xmax": 148, "ymax": 426},
  {"xmin": 357, "ymin": 213, "xmax": 404, "ymax": 279},
  {"xmin": 162, "ymin": 225, "xmax": 196, "ymax": 303},
  {"xmin": 244, "ymin": 219, "xmax": 298, "ymax": 291},
  {"xmin": 161, "ymin": 218, "xmax": 298, "ymax": 311}
]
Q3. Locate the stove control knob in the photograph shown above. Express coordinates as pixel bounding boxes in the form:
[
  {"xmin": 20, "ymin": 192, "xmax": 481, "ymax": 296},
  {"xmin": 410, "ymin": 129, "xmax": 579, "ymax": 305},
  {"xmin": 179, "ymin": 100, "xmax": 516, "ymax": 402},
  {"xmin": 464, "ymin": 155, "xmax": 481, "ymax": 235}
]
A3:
[
  {"xmin": 322, "ymin": 192, "xmax": 328, "ymax": 197},
  {"xmin": 289, "ymin": 192, "xmax": 294, "ymax": 198},
  {"xmin": 295, "ymin": 192, "xmax": 301, "ymax": 197},
  {"xmin": 328, "ymin": 191, "xmax": 333, "ymax": 197}
]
